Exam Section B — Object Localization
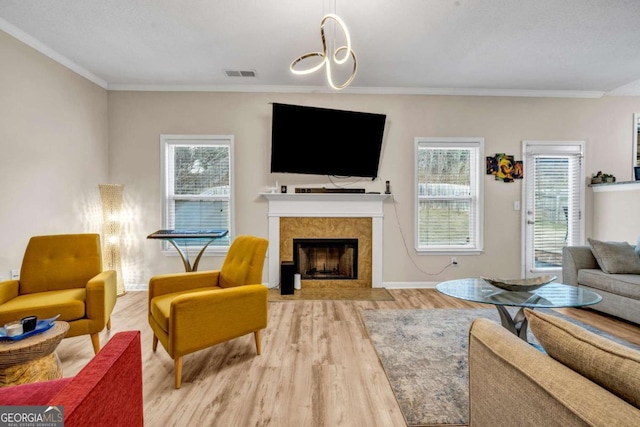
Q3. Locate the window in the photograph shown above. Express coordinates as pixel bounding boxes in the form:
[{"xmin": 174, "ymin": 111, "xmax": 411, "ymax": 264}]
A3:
[
  {"xmin": 415, "ymin": 137, "xmax": 483, "ymax": 253},
  {"xmin": 161, "ymin": 135, "xmax": 233, "ymax": 253}
]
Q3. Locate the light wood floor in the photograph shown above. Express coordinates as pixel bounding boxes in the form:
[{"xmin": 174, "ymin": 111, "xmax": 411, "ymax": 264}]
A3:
[{"xmin": 56, "ymin": 289, "xmax": 640, "ymax": 427}]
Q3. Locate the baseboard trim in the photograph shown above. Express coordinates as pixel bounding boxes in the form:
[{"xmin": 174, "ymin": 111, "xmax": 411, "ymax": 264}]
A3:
[
  {"xmin": 383, "ymin": 282, "xmax": 438, "ymax": 289},
  {"xmin": 126, "ymin": 281, "xmax": 439, "ymax": 292}
]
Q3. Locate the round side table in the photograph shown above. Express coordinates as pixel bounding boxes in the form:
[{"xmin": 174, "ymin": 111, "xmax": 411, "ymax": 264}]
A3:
[{"xmin": 0, "ymin": 321, "xmax": 70, "ymax": 386}]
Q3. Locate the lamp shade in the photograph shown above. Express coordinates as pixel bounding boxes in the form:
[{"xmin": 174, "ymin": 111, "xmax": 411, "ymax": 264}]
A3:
[{"xmin": 99, "ymin": 184, "xmax": 125, "ymax": 295}]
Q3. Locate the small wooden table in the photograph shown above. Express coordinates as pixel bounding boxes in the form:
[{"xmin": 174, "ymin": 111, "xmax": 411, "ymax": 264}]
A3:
[{"xmin": 0, "ymin": 321, "xmax": 69, "ymax": 386}]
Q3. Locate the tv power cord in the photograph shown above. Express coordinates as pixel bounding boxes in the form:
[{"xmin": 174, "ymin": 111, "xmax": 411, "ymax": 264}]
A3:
[{"xmin": 391, "ymin": 199, "xmax": 456, "ymax": 276}]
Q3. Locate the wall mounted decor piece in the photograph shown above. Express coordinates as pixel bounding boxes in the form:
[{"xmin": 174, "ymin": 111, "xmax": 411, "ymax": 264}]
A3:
[
  {"xmin": 486, "ymin": 156, "xmax": 497, "ymax": 175},
  {"xmin": 486, "ymin": 154, "xmax": 523, "ymax": 182}
]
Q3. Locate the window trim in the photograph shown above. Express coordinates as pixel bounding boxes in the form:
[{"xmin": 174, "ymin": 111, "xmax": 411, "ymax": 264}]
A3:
[
  {"xmin": 414, "ymin": 137, "xmax": 484, "ymax": 255},
  {"xmin": 160, "ymin": 134, "xmax": 235, "ymax": 256}
]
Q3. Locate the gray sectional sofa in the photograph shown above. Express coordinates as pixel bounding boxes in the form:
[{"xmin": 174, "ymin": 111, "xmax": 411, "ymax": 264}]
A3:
[{"xmin": 563, "ymin": 244, "xmax": 640, "ymax": 324}]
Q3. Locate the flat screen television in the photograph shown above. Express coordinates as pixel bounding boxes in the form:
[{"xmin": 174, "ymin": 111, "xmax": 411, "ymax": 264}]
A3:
[{"xmin": 270, "ymin": 103, "xmax": 386, "ymax": 179}]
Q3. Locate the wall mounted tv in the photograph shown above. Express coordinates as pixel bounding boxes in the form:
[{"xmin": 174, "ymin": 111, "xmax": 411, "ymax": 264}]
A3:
[{"xmin": 270, "ymin": 103, "xmax": 387, "ymax": 179}]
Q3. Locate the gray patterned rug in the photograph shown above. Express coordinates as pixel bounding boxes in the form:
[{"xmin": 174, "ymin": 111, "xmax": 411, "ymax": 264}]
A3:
[{"xmin": 360, "ymin": 308, "xmax": 639, "ymax": 427}]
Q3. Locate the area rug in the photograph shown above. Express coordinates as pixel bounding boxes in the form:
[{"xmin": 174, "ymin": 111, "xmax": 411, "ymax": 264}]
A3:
[
  {"xmin": 360, "ymin": 308, "xmax": 640, "ymax": 427},
  {"xmin": 268, "ymin": 287, "xmax": 395, "ymax": 301}
]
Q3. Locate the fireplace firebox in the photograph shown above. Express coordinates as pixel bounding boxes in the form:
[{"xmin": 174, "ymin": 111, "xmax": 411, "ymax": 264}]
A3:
[{"xmin": 293, "ymin": 238, "xmax": 358, "ymax": 280}]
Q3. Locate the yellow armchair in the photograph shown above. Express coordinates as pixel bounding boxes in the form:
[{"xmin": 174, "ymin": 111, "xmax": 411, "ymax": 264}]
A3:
[
  {"xmin": 0, "ymin": 234, "xmax": 117, "ymax": 353},
  {"xmin": 148, "ymin": 235, "xmax": 268, "ymax": 388}
]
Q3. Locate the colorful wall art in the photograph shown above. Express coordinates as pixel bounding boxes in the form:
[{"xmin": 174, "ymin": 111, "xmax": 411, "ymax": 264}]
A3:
[{"xmin": 486, "ymin": 153, "xmax": 523, "ymax": 182}]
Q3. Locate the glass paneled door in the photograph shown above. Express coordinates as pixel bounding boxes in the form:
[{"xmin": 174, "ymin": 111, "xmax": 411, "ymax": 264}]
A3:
[{"xmin": 522, "ymin": 141, "xmax": 585, "ymax": 279}]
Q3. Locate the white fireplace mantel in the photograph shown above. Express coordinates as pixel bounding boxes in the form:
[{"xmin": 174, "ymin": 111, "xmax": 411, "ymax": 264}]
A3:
[{"xmin": 261, "ymin": 193, "xmax": 391, "ymax": 288}]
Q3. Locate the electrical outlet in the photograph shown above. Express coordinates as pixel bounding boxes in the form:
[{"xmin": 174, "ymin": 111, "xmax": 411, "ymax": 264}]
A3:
[
  {"xmin": 451, "ymin": 257, "xmax": 458, "ymax": 266},
  {"xmin": 10, "ymin": 269, "xmax": 19, "ymax": 280}
]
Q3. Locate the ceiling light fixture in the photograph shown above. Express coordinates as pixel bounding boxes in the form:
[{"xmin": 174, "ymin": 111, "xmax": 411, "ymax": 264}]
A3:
[{"xmin": 290, "ymin": 13, "xmax": 357, "ymax": 90}]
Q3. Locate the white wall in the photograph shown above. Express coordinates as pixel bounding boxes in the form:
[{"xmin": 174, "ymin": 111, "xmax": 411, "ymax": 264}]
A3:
[
  {"xmin": 107, "ymin": 92, "xmax": 640, "ymax": 287},
  {"xmin": 592, "ymin": 184, "xmax": 640, "ymax": 244},
  {"xmin": 0, "ymin": 31, "xmax": 109, "ymax": 279},
  {"xmin": 4, "ymin": 28, "xmax": 640, "ymax": 288}
]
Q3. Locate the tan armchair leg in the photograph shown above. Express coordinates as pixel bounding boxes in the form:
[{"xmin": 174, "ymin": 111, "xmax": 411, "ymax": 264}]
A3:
[
  {"xmin": 254, "ymin": 330, "xmax": 262, "ymax": 355},
  {"xmin": 106, "ymin": 318, "xmax": 111, "ymax": 330},
  {"xmin": 152, "ymin": 334, "xmax": 158, "ymax": 352},
  {"xmin": 175, "ymin": 357, "xmax": 183, "ymax": 389},
  {"xmin": 90, "ymin": 333, "xmax": 100, "ymax": 354}
]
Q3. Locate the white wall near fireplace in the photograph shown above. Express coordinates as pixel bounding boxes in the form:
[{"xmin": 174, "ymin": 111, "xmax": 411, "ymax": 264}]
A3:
[{"xmin": 261, "ymin": 193, "xmax": 391, "ymax": 288}]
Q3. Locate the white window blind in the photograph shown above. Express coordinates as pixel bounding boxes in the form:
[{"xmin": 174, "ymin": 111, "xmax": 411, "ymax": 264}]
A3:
[
  {"xmin": 161, "ymin": 135, "xmax": 233, "ymax": 251},
  {"xmin": 415, "ymin": 138, "xmax": 484, "ymax": 253},
  {"xmin": 524, "ymin": 142, "xmax": 583, "ymax": 271}
]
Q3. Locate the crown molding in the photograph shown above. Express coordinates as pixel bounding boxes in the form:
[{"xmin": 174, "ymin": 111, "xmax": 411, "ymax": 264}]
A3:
[
  {"xmin": 1, "ymin": 18, "xmax": 628, "ymax": 99},
  {"xmin": 107, "ymin": 83, "xmax": 606, "ymax": 98},
  {"xmin": 0, "ymin": 19, "xmax": 108, "ymax": 89}
]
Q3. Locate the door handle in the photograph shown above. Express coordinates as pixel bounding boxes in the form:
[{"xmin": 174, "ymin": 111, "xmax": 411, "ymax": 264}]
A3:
[{"xmin": 527, "ymin": 220, "xmax": 535, "ymax": 225}]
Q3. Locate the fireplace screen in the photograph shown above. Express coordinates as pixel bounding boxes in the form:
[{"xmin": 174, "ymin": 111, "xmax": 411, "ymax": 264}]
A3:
[{"xmin": 293, "ymin": 238, "xmax": 358, "ymax": 280}]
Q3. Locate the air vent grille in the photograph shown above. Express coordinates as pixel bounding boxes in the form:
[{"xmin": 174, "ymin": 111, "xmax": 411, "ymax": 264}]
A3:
[{"xmin": 224, "ymin": 70, "xmax": 257, "ymax": 78}]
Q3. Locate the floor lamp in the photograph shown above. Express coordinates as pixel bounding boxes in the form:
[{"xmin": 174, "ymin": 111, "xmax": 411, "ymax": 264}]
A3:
[{"xmin": 99, "ymin": 184, "xmax": 125, "ymax": 295}]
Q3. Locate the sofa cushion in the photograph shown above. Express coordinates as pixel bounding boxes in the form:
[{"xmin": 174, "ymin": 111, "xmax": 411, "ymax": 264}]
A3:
[
  {"xmin": 0, "ymin": 289, "xmax": 86, "ymax": 325},
  {"xmin": 525, "ymin": 308, "xmax": 640, "ymax": 408},
  {"xmin": 588, "ymin": 238, "xmax": 640, "ymax": 274},
  {"xmin": 0, "ymin": 378, "xmax": 71, "ymax": 405},
  {"xmin": 150, "ymin": 287, "xmax": 221, "ymax": 332},
  {"xmin": 20, "ymin": 234, "xmax": 102, "ymax": 294},
  {"xmin": 577, "ymin": 269, "xmax": 640, "ymax": 299}
]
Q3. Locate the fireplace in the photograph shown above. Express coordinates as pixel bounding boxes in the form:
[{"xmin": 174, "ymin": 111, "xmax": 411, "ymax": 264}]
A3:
[
  {"xmin": 294, "ymin": 238, "xmax": 358, "ymax": 280},
  {"xmin": 280, "ymin": 217, "xmax": 371, "ymax": 288},
  {"xmin": 262, "ymin": 192, "xmax": 390, "ymax": 288}
]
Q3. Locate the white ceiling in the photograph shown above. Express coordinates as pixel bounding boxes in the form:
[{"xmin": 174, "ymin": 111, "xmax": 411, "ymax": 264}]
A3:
[{"xmin": 2, "ymin": 0, "xmax": 640, "ymax": 97}]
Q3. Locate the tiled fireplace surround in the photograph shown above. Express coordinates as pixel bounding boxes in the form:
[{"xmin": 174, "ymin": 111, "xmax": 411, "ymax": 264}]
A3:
[{"xmin": 262, "ymin": 193, "xmax": 389, "ymax": 288}]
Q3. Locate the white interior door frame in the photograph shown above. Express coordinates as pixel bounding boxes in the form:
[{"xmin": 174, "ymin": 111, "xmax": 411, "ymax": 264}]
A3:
[{"xmin": 520, "ymin": 140, "xmax": 585, "ymax": 279}]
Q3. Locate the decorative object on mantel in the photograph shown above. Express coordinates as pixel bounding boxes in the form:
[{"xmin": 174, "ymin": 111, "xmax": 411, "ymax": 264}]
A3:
[
  {"xmin": 486, "ymin": 153, "xmax": 523, "ymax": 181},
  {"xmin": 591, "ymin": 171, "xmax": 616, "ymax": 184},
  {"xmin": 265, "ymin": 180, "xmax": 279, "ymax": 194}
]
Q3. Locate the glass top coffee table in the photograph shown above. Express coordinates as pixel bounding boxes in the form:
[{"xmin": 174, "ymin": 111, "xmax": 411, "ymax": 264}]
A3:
[{"xmin": 436, "ymin": 278, "xmax": 602, "ymax": 341}]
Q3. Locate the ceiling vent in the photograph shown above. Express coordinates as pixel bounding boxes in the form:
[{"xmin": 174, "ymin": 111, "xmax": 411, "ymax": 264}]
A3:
[{"xmin": 224, "ymin": 70, "xmax": 257, "ymax": 78}]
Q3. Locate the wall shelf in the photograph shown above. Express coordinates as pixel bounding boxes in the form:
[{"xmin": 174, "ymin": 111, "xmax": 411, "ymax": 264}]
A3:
[{"xmin": 589, "ymin": 181, "xmax": 640, "ymax": 192}]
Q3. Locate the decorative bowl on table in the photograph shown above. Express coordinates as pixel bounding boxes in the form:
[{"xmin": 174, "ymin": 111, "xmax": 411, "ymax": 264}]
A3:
[{"xmin": 481, "ymin": 275, "xmax": 557, "ymax": 292}]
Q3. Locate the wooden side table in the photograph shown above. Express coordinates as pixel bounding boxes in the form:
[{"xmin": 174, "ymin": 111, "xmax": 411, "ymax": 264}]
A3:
[{"xmin": 0, "ymin": 321, "xmax": 69, "ymax": 386}]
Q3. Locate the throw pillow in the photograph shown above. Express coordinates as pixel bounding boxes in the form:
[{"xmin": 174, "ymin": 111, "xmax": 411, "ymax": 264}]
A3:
[
  {"xmin": 587, "ymin": 238, "xmax": 640, "ymax": 274},
  {"xmin": 525, "ymin": 308, "xmax": 640, "ymax": 408}
]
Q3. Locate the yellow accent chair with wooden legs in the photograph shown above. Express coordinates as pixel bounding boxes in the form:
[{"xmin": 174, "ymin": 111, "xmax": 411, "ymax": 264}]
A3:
[
  {"xmin": 0, "ymin": 234, "xmax": 117, "ymax": 354},
  {"xmin": 148, "ymin": 234, "xmax": 269, "ymax": 389}
]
